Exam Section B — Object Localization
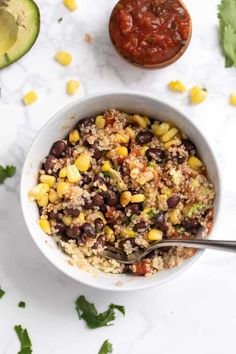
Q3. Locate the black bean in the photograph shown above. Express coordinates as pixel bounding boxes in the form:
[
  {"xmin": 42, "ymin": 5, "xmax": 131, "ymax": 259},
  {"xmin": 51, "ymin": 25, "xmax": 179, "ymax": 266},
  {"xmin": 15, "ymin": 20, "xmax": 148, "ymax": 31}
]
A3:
[
  {"xmin": 65, "ymin": 146, "xmax": 73, "ymax": 158},
  {"xmin": 122, "ymin": 265, "xmax": 132, "ymax": 274},
  {"xmin": 146, "ymin": 148, "xmax": 166, "ymax": 162},
  {"xmin": 93, "ymin": 175, "xmax": 106, "ymax": 186},
  {"xmin": 66, "ymin": 225, "xmax": 81, "ymax": 239},
  {"xmin": 54, "ymin": 221, "xmax": 66, "ymax": 234},
  {"xmin": 90, "ymin": 143, "xmax": 102, "ymax": 160},
  {"xmin": 134, "ymin": 222, "xmax": 148, "ymax": 232},
  {"xmin": 50, "ymin": 140, "xmax": 66, "ymax": 157},
  {"xmin": 125, "ymin": 203, "xmax": 141, "ymax": 216},
  {"xmin": 100, "ymin": 204, "xmax": 108, "ymax": 213},
  {"xmin": 44, "ymin": 155, "xmax": 57, "ymax": 174},
  {"xmin": 64, "ymin": 207, "xmax": 81, "ymax": 217},
  {"xmin": 182, "ymin": 218, "xmax": 201, "ymax": 231},
  {"xmin": 80, "ymin": 175, "xmax": 92, "ymax": 186},
  {"xmin": 83, "ymin": 199, "xmax": 94, "ymax": 210},
  {"xmin": 182, "ymin": 139, "xmax": 196, "ymax": 155},
  {"xmin": 153, "ymin": 212, "xmax": 168, "ymax": 232},
  {"xmin": 135, "ymin": 131, "xmax": 153, "ymax": 145},
  {"xmin": 92, "ymin": 235, "xmax": 105, "ymax": 249},
  {"xmin": 92, "ymin": 194, "xmax": 104, "ymax": 206},
  {"xmin": 167, "ymin": 195, "xmax": 180, "ymax": 209},
  {"xmin": 119, "ymin": 238, "xmax": 136, "ymax": 249},
  {"xmin": 94, "ymin": 218, "xmax": 104, "ymax": 231},
  {"xmin": 81, "ymin": 223, "xmax": 96, "ymax": 238},
  {"xmin": 49, "ymin": 211, "xmax": 61, "ymax": 220},
  {"xmin": 78, "ymin": 117, "xmax": 94, "ymax": 129},
  {"xmin": 106, "ymin": 191, "xmax": 119, "ymax": 206}
]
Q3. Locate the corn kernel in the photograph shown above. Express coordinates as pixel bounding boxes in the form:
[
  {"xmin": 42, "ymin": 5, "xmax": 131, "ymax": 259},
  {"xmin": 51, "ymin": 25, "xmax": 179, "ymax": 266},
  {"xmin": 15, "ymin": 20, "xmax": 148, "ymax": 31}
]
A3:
[
  {"xmin": 132, "ymin": 115, "xmax": 147, "ymax": 128},
  {"xmin": 62, "ymin": 215, "xmax": 73, "ymax": 226},
  {"xmin": 57, "ymin": 181, "xmax": 69, "ymax": 198},
  {"xmin": 148, "ymin": 229, "xmax": 163, "ymax": 241},
  {"xmin": 49, "ymin": 189, "xmax": 58, "ymax": 203},
  {"xmin": 164, "ymin": 137, "xmax": 181, "ymax": 149},
  {"xmin": 39, "ymin": 218, "xmax": 51, "ymax": 234},
  {"xmin": 131, "ymin": 194, "xmax": 145, "ymax": 203},
  {"xmin": 95, "ymin": 115, "xmax": 106, "ymax": 129},
  {"xmin": 55, "ymin": 51, "xmax": 72, "ymax": 66},
  {"xmin": 104, "ymin": 226, "xmax": 115, "ymax": 242},
  {"xmin": 190, "ymin": 86, "xmax": 208, "ymax": 104},
  {"xmin": 169, "ymin": 209, "xmax": 181, "ymax": 224},
  {"xmin": 77, "ymin": 212, "xmax": 85, "ymax": 224},
  {"xmin": 153, "ymin": 122, "xmax": 170, "ymax": 136},
  {"xmin": 116, "ymin": 133, "xmax": 129, "ymax": 144},
  {"xmin": 29, "ymin": 183, "xmax": 49, "ymax": 201},
  {"xmin": 230, "ymin": 93, "xmax": 236, "ymax": 106},
  {"xmin": 168, "ymin": 80, "xmax": 186, "ymax": 93},
  {"xmin": 23, "ymin": 91, "xmax": 38, "ymax": 105},
  {"xmin": 140, "ymin": 146, "xmax": 149, "ymax": 156},
  {"xmin": 116, "ymin": 146, "xmax": 128, "ymax": 157},
  {"xmin": 95, "ymin": 211, "xmax": 107, "ymax": 224},
  {"xmin": 188, "ymin": 156, "xmax": 203, "ymax": 170},
  {"xmin": 144, "ymin": 116, "xmax": 151, "ymax": 125},
  {"xmin": 74, "ymin": 153, "xmax": 91, "ymax": 172},
  {"xmin": 125, "ymin": 127, "xmax": 135, "ymax": 139},
  {"xmin": 37, "ymin": 193, "xmax": 49, "ymax": 207},
  {"xmin": 162, "ymin": 127, "xmax": 178, "ymax": 143},
  {"xmin": 69, "ymin": 129, "xmax": 80, "ymax": 144},
  {"xmin": 39, "ymin": 175, "xmax": 56, "ymax": 188},
  {"xmin": 101, "ymin": 161, "xmax": 112, "ymax": 172},
  {"xmin": 66, "ymin": 165, "xmax": 81, "ymax": 183},
  {"xmin": 59, "ymin": 167, "xmax": 67, "ymax": 178},
  {"xmin": 66, "ymin": 80, "xmax": 80, "ymax": 95},
  {"xmin": 120, "ymin": 191, "xmax": 132, "ymax": 207},
  {"xmin": 63, "ymin": 0, "xmax": 77, "ymax": 11},
  {"xmin": 121, "ymin": 228, "xmax": 136, "ymax": 238}
]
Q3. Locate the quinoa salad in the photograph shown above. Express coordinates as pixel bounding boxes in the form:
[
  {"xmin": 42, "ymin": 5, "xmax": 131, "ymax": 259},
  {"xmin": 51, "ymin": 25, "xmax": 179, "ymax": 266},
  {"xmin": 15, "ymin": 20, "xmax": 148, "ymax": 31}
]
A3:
[{"xmin": 29, "ymin": 109, "xmax": 215, "ymax": 276}]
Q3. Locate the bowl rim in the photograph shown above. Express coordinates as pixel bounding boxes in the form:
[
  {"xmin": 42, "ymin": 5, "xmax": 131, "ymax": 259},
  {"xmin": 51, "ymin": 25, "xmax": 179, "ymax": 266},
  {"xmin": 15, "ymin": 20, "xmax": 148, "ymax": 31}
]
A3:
[{"xmin": 20, "ymin": 91, "xmax": 222, "ymax": 291}]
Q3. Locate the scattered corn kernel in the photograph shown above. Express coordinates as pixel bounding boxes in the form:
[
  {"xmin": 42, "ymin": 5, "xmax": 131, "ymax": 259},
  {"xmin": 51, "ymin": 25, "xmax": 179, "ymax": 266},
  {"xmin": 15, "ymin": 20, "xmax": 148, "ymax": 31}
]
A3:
[
  {"xmin": 77, "ymin": 212, "xmax": 85, "ymax": 223},
  {"xmin": 57, "ymin": 181, "xmax": 69, "ymax": 198},
  {"xmin": 48, "ymin": 189, "xmax": 58, "ymax": 203},
  {"xmin": 116, "ymin": 133, "xmax": 129, "ymax": 144},
  {"xmin": 23, "ymin": 91, "xmax": 38, "ymax": 105},
  {"xmin": 188, "ymin": 156, "xmax": 203, "ymax": 170},
  {"xmin": 125, "ymin": 127, "xmax": 135, "ymax": 139},
  {"xmin": 74, "ymin": 153, "xmax": 91, "ymax": 172},
  {"xmin": 168, "ymin": 80, "xmax": 186, "ymax": 93},
  {"xmin": 140, "ymin": 146, "xmax": 149, "ymax": 156},
  {"xmin": 164, "ymin": 137, "xmax": 181, "ymax": 149},
  {"xmin": 102, "ymin": 161, "xmax": 112, "ymax": 172},
  {"xmin": 59, "ymin": 167, "xmax": 67, "ymax": 178},
  {"xmin": 190, "ymin": 86, "xmax": 207, "ymax": 104},
  {"xmin": 153, "ymin": 122, "xmax": 170, "ymax": 136},
  {"xmin": 131, "ymin": 194, "xmax": 145, "ymax": 203},
  {"xmin": 104, "ymin": 226, "xmax": 115, "ymax": 242},
  {"xmin": 39, "ymin": 175, "xmax": 56, "ymax": 188},
  {"xmin": 29, "ymin": 183, "xmax": 49, "ymax": 200},
  {"xmin": 66, "ymin": 165, "xmax": 81, "ymax": 183},
  {"xmin": 63, "ymin": 0, "xmax": 77, "ymax": 11},
  {"xmin": 69, "ymin": 129, "xmax": 80, "ymax": 144},
  {"xmin": 162, "ymin": 127, "xmax": 178, "ymax": 143},
  {"xmin": 96, "ymin": 211, "xmax": 107, "ymax": 224},
  {"xmin": 55, "ymin": 51, "xmax": 72, "ymax": 66},
  {"xmin": 62, "ymin": 215, "xmax": 73, "ymax": 226},
  {"xmin": 67, "ymin": 80, "xmax": 80, "ymax": 95},
  {"xmin": 144, "ymin": 116, "xmax": 151, "ymax": 125},
  {"xmin": 132, "ymin": 115, "xmax": 147, "ymax": 128},
  {"xmin": 148, "ymin": 229, "xmax": 163, "ymax": 241},
  {"xmin": 95, "ymin": 115, "xmax": 106, "ymax": 129},
  {"xmin": 116, "ymin": 146, "xmax": 128, "ymax": 157},
  {"xmin": 120, "ymin": 191, "xmax": 132, "ymax": 207},
  {"xmin": 230, "ymin": 93, "xmax": 236, "ymax": 106},
  {"xmin": 169, "ymin": 209, "xmax": 181, "ymax": 224},
  {"xmin": 37, "ymin": 194, "xmax": 49, "ymax": 207},
  {"xmin": 39, "ymin": 218, "xmax": 51, "ymax": 234},
  {"xmin": 121, "ymin": 228, "xmax": 136, "ymax": 238}
]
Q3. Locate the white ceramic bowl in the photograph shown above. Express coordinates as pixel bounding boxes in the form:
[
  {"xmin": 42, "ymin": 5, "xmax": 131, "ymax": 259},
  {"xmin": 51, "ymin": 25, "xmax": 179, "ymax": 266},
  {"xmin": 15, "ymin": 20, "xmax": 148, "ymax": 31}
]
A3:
[{"xmin": 20, "ymin": 92, "xmax": 221, "ymax": 291}]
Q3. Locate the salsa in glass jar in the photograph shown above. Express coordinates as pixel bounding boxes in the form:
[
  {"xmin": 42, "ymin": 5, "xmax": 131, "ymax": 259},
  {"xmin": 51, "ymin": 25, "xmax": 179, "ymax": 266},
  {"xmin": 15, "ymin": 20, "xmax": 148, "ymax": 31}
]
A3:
[{"xmin": 109, "ymin": 0, "xmax": 191, "ymax": 67}]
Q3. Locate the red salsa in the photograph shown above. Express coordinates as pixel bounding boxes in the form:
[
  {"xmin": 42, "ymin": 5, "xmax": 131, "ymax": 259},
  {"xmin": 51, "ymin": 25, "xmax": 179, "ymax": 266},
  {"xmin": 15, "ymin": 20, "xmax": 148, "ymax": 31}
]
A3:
[{"xmin": 109, "ymin": 0, "xmax": 191, "ymax": 67}]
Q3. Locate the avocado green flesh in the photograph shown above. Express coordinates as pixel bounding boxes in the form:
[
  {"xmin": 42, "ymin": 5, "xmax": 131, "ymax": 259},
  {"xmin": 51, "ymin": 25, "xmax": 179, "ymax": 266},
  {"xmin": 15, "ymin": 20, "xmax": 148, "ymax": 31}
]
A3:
[{"xmin": 0, "ymin": 0, "xmax": 40, "ymax": 69}]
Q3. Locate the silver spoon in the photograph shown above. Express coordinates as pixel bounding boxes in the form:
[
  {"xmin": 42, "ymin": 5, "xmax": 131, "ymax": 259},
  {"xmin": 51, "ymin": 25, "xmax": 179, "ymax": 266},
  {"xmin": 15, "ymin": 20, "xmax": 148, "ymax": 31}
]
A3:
[{"xmin": 100, "ymin": 239, "xmax": 236, "ymax": 265}]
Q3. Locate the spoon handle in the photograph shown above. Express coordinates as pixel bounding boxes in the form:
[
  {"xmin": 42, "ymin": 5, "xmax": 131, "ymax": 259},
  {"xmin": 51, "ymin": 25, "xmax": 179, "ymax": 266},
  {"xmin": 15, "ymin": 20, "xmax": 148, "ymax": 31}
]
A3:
[{"xmin": 158, "ymin": 239, "xmax": 236, "ymax": 253}]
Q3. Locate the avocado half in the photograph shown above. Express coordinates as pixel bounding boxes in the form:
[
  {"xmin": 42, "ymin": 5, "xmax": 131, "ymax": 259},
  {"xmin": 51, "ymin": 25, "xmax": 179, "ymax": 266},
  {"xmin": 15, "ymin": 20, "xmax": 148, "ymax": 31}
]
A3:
[{"xmin": 0, "ymin": 0, "xmax": 40, "ymax": 69}]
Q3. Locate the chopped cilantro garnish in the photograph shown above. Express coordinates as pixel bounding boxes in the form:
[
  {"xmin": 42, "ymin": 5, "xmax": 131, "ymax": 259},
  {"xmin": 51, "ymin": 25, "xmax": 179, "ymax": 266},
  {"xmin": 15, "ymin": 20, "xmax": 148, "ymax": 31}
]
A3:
[
  {"xmin": 102, "ymin": 171, "xmax": 111, "ymax": 177},
  {"xmin": 0, "ymin": 288, "xmax": 5, "ymax": 299},
  {"xmin": 18, "ymin": 301, "xmax": 26, "ymax": 308},
  {"xmin": 147, "ymin": 209, "xmax": 154, "ymax": 216},
  {"xmin": 98, "ymin": 340, "xmax": 113, "ymax": 354},
  {"xmin": 58, "ymin": 17, "xmax": 63, "ymax": 23},
  {"xmin": 14, "ymin": 325, "xmax": 32, "ymax": 354},
  {"xmin": 75, "ymin": 295, "xmax": 125, "ymax": 329},
  {"xmin": 174, "ymin": 225, "xmax": 182, "ymax": 230},
  {"xmin": 0, "ymin": 165, "xmax": 16, "ymax": 184}
]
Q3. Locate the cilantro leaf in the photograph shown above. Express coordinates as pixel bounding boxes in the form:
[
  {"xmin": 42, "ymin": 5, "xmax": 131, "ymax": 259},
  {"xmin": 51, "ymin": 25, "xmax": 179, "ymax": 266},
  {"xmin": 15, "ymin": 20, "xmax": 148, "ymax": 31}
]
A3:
[
  {"xmin": 18, "ymin": 301, "xmax": 26, "ymax": 308},
  {"xmin": 75, "ymin": 295, "xmax": 125, "ymax": 329},
  {"xmin": 14, "ymin": 325, "xmax": 32, "ymax": 354},
  {"xmin": 98, "ymin": 340, "xmax": 113, "ymax": 354},
  {"xmin": 218, "ymin": 0, "xmax": 236, "ymax": 67},
  {"xmin": 102, "ymin": 171, "xmax": 111, "ymax": 177},
  {"xmin": 0, "ymin": 165, "xmax": 16, "ymax": 184},
  {"xmin": 0, "ymin": 288, "xmax": 5, "ymax": 299}
]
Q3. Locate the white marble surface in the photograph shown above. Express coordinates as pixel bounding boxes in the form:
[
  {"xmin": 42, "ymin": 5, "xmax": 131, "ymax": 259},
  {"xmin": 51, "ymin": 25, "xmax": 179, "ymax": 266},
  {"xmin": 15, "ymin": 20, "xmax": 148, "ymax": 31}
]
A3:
[{"xmin": 0, "ymin": 0, "xmax": 236, "ymax": 353}]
